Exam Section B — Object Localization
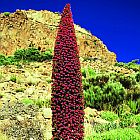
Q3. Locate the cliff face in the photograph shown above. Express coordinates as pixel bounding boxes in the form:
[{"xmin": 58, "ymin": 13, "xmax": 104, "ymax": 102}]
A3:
[{"xmin": 0, "ymin": 9, "xmax": 116, "ymax": 65}]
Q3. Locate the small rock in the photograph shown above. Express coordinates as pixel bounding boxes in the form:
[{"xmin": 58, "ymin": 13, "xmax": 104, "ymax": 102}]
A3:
[
  {"xmin": 94, "ymin": 117, "xmax": 109, "ymax": 124},
  {"xmin": 16, "ymin": 115, "xmax": 24, "ymax": 121},
  {"xmin": 42, "ymin": 108, "xmax": 52, "ymax": 119},
  {"xmin": 84, "ymin": 107, "xmax": 98, "ymax": 118}
]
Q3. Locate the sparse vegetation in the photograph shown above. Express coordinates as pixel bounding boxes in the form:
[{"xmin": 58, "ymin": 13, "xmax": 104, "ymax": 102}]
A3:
[
  {"xmin": 85, "ymin": 128, "xmax": 140, "ymax": 140},
  {"xmin": 3, "ymin": 12, "xmax": 10, "ymax": 16},
  {"xmin": 10, "ymin": 75, "xmax": 17, "ymax": 82},
  {"xmin": 0, "ymin": 8, "xmax": 139, "ymax": 140},
  {"xmin": 0, "ymin": 47, "xmax": 53, "ymax": 66},
  {"xmin": 115, "ymin": 59, "xmax": 140, "ymax": 72},
  {"xmin": 100, "ymin": 111, "xmax": 119, "ymax": 122},
  {"xmin": 0, "ymin": 59, "xmax": 139, "ymax": 139}
]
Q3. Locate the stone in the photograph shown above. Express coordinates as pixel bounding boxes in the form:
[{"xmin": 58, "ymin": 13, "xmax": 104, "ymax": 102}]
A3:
[{"xmin": 42, "ymin": 107, "xmax": 52, "ymax": 119}]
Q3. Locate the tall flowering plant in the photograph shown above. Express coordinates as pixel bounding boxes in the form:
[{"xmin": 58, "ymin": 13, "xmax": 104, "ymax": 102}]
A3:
[{"xmin": 51, "ymin": 3, "xmax": 85, "ymax": 140}]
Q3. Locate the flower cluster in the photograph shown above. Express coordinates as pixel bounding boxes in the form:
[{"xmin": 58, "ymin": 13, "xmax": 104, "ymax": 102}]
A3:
[{"xmin": 51, "ymin": 3, "xmax": 85, "ymax": 140}]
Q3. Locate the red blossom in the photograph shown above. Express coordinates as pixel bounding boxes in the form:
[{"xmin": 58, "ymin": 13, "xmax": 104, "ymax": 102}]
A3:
[{"xmin": 51, "ymin": 3, "xmax": 85, "ymax": 140}]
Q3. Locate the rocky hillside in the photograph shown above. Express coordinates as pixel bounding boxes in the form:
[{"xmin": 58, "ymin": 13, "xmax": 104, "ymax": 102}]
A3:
[{"xmin": 0, "ymin": 9, "xmax": 116, "ymax": 65}]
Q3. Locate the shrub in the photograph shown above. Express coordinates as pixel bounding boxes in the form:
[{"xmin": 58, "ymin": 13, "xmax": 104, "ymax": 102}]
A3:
[
  {"xmin": 119, "ymin": 113, "xmax": 140, "ymax": 128},
  {"xmin": 0, "ymin": 54, "xmax": 6, "ymax": 66},
  {"xmin": 81, "ymin": 66, "xmax": 97, "ymax": 79},
  {"xmin": 135, "ymin": 71, "xmax": 140, "ymax": 82},
  {"xmin": 46, "ymin": 78, "xmax": 52, "ymax": 83},
  {"xmin": 10, "ymin": 75, "xmax": 17, "ymax": 82},
  {"xmin": 15, "ymin": 88, "xmax": 25, "ymax": 93},
  {"xmin": 14, "ymin": 47, "xmax": 41, "ymax": 61},
  {"xmin": 21, "ymin": 98, "xmax": 34, "ymax": 106},
  {"xmin": 3, "ymin": 12, "xmax": 10, "ymax": 16},
  {"xmin": 83, "ymin": 76, "xmax": 126, "ymax": 110},
  {"xmin": 102, "ymin": 81, "xmax": 126, "ymax": 108},
  {"xmin": 87, "ymin": 128, "xmax": 140, "ymax": 140},
  {"xmin": 93, "ymin": 122, "xmax": 119, "ymax": 133},
  {"xmin": 83, "ymin": 57, "xmax": 98, "ymax": 62},
  {"xmin": 100, "ymin": 111, "xmax": 119, "ymax": 122},
  {"xmin": 14, "ymin": 49, "xmax": 26, "ymax": 60},
  {"xmin": 51, "ymin": 4, "xmax": 84, "ymax": 139},
  {"xmin": 116, "ymin": 104, "xmax": 131, "ymax": 117},
  {"xmin": 95, "ymin": 73, "xmax": 109, "ymax": 87},
  {"xmin": 0, "ymin": 54, "xmax": 19, "ymax": 66},
  {"xmin": 115, "ymin": 60, "xmax": 140, "ymax": 72},
  {"xmin": 82, "ymin": 78, "xmax": 91, "ymax": 90},
  {"xmin": 14, "ymin": 47, "xmax": 53, "ymax": 62},
  {"xmin": 127, "ymin": 59, "xmax": 140, "ymax": 71},
  {"xmin": 83, "ymin": 85, "xmax": 96, "ymax": 108},
  {"xmin": 127, "ymin": 100, "xmax": 139, "ymax": 114},
  {"xmin": 126, "ymin": 84, "xmax": 140, "ymax": 101},
  {"xmin": 82, "ymin": 67, "xmax": 109, "ymax": 89},
  {"xmin": 136, "ymin": 125, "xmax": 140, "ymax": 133},
  {"xmin": 118, "ymin": 75, "xmax": 136, "ymax": 89},
  {"xmin": 34, "ymin": 98, "xmax": 51, "ymax": 108}
]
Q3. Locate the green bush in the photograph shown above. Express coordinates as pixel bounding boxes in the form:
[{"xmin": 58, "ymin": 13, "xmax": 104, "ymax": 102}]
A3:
[
  {"xmin": 86, "ymin": 128, "xmax": 140, "ymax": 140},
  {"xmin": 0, "ymin": 54, "xmax": 6, "ymax": 66},
  {"xmin": 127, "ymin": 100, "xmax": 139, "ymax": 114},
  {"xmin": 102, "ymin": 81, "xmax": 126, "ymax": 107},
  {"xmin": 115, "ymin": 60, "xmax": 140, "ymax": 72},
  {"xmin": 83, "ymin": 85, "xmax": 96, "ymax": 108},
  {"xmin": 115, "ymin": 62, "xmax": 126, "ymax": 67},
  {"xmin": 3, "ymin": 56, "xmax": 17, "ymax": 65},
  {"xmin": 134, "ymin": 114, "xmax": 140, "ymax": 125},
  {"xmin": 127, "ymin": 59, "xmax": 140, "ymax": 71},
  {"xmin": 119, "ymin": 113, "xmax": 135, "ymax": 128},
  {"xmin": 83, "ymin": 57, "xmax": 98, "ymax": 62},
  {"xmin": 82, "ymin": 65, "xmax": 139, "ymax": 112},
  {"xmin": 93, "ymin": 122, "xmax": 119, "ymax": 133},
  {"xmin": 34, "ymin": 98, "xmax": 51, "ymax": 108},
  {"xmin": 136, "ymin": 71, "xmax": 140, "ymax": 82},
  {"xmin": 82, "ymin": 67, "xmax": 126, "ymax": 110},
  {"xmin": 95, "ymin": 74, "xmax": 109, "ymax": 87},
  {"xmin": 46, "ymin": 78, "xmax": 52, "ymax": 83},
  {"xmin": 15, "ymin": 88, "xmax": 25, "ymax": 93},
  {"xmin": 81, "ymin": 66, "xmax": 97, "ymax": 79},
  {"xmin": 14, "ymin": 48, "xmax": 41, "ymax": 61},
  {"xmin": 136, "ymin": 125, "xmax": 140, "ymax": 133},
  {"xmin": 3, "ymin": 12, "xmax": 10, "ymax": 16},
  {"xmin": 10, "ymin": 75, "xmax": 17, "ymax": 82},
  {"xmin": 101, "ymin": 111, "xmax": 119, "ymax": 121},
  {"xmin": 126, "ymin": 84, "xmax": 140, "ymax": 101},
  {"xmin": 21, "ymin": 98, "xmax": 51, "ymax": 108},
  {"xmin": 118, "ymin": 113, "xmax": 140, "ymax": 129},
  {"xmin": 40, "ymin": 49, "xmax": 53, "ymax": 61},
  {"xmin": 21, "ymin": 98, "xmax": 34, "ymax": 106},
  {"xmin": 118, "ymin": 75, "xmax": 136, "ymax": 89},
  {"xmin": 84, "ymin": 82, "xmax": 126, "ymax": 110},
  {"xmin": 82, "ymin": 78, "xmax": 91, "ymax": 90},
  {"xmin": 14, "ymin": 49, "xmax": 26, "ymax": 60},
  {"xmin": 116, "ymin": 104, "xmax": 131, "ymax": 117},
  {"xmin": 0, "ymin": 47, "xmax": 53, "ymax": 67},
  {"xmin": 14, "ymin": 47, "xmax": 53, "ymax": 62},
  {"xmin": 0, "ymin": 54, "xmax": 19, "ymax": 66}
]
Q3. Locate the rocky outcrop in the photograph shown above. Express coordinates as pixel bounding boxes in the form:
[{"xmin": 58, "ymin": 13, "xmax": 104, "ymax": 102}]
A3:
[{"xmin": 0, "ymin": 9, "xmax": 116, "ymax": 65}]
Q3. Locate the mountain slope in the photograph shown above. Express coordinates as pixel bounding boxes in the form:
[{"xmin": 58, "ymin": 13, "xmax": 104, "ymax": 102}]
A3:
[{"xmin": 0, "ymin": 9, "xmax": 116, "ymax": 65}]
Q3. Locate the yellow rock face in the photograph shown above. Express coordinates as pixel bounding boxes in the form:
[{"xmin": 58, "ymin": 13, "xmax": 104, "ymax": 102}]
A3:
[{"xmin": 0, "ymin": 10, "xmax": 116, "ymax": 65}]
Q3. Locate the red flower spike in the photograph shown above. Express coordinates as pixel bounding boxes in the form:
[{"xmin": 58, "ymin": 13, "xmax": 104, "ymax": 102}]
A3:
[{"xmin": 51, "ymin": 3, "xmax": 85, "ymax": 140}]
